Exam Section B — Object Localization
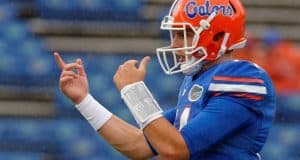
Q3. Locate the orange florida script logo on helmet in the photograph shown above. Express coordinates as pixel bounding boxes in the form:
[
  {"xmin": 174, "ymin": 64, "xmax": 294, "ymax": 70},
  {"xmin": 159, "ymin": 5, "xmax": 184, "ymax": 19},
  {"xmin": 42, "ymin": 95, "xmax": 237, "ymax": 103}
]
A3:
[{"xmin": 185, "ymin": 0, "xmax": 233, "ymax": 18}]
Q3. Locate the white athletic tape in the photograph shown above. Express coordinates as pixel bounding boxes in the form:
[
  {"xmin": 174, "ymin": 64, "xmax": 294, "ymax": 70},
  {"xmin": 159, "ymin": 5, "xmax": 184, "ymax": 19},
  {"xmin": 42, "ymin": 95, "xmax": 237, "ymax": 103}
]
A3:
[
  {"xmin": 121, "ymin": 81, "xmax": 163, "ymax": 129},
  {"xmin": 76, "ymin": 94, "xmax": 113, "ymax": 131}
]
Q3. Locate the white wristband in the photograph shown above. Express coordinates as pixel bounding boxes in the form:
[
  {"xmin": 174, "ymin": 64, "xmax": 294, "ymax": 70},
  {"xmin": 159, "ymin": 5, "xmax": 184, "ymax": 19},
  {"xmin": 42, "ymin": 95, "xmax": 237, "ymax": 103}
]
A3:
[
  {"xmin": 121, "ymin": 81, "xmax": 163, "ymax": 129},
  {"xmin": 75, "ymin": 94, "xmax": 113, "ymax": 131}
]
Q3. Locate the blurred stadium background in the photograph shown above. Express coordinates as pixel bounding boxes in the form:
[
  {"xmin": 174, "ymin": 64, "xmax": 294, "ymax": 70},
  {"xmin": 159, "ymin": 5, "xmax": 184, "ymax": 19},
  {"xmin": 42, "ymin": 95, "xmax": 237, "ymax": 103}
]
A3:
[{"xmin": 0, "ymin": 0, "xmax": 299, "ymax": 159}]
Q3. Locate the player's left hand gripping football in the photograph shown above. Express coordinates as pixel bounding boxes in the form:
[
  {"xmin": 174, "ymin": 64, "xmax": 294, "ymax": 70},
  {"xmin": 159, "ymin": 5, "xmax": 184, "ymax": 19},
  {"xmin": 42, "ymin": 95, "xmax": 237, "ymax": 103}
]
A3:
[
  {"xmin": 114, "ymin": 56, "xmax": 150, "ymax": 91},
  {"xmin": 54, "ymin": 52, "xmax": 89, "ymax": 104}
]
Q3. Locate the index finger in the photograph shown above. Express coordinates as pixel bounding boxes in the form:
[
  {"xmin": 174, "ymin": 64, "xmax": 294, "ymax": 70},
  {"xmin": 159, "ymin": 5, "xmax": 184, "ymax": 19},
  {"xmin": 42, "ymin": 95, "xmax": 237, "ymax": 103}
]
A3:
[{"xmin": 53, "ymin": 52, "xmax": 65, "ymax": 70}]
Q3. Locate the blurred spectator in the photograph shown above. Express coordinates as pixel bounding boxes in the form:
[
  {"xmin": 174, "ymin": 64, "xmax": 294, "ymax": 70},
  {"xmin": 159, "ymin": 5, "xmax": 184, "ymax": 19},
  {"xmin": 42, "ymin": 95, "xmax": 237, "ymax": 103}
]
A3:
[
  {"xmin": 264, "ymin": 41, "xmax": 300, "ymax": 93},
  {"xmin": 234, "ymin": 32, "xmax": 267, "ymax": 68},
  {"xmin": 234, "ymin": 29, "xmax": 300, "ymax": 93}
]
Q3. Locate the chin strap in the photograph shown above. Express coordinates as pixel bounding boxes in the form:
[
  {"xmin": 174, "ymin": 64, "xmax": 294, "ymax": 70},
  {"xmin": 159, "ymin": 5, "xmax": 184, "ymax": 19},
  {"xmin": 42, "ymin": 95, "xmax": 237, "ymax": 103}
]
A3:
[
  {"xmin": 217, "ymin": 33, "xmax": 230, "ymax": 58},
  {"xmin": 195, "ymin": 11, "xmax": 217, "ymax": 36}
]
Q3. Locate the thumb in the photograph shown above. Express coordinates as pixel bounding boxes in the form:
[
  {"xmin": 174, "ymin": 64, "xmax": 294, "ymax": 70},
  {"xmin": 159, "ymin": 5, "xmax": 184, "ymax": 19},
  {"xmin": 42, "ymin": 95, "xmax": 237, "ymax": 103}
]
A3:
[
  {"xmin": 76, "ymin": 58, "xmax": 86, "ymax": 77},
  {"xmin": 138, "ymin": 56, "xmax": 151, "ymax": 72}
]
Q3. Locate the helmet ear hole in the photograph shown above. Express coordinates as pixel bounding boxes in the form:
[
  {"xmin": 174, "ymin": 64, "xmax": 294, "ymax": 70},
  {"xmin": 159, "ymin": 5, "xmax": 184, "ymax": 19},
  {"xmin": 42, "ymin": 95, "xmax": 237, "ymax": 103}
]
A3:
[{"xmin": 213, "ymin": 32, "xmax": 225, "ymax": 41}]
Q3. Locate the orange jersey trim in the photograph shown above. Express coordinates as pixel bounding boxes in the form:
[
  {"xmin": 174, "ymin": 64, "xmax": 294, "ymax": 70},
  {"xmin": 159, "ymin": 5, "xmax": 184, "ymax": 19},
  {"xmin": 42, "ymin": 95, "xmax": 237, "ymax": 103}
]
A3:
[
  {"xmin": 213, "ymin": 92, "xmax": 264, "ymax": 101},
  {"xmin": 213, "ymin": 76, "xmax": 264, "ymax": 84},
  {"xmin": 232, "ymin": 93, "xmax": 264, "ymax": 101}
]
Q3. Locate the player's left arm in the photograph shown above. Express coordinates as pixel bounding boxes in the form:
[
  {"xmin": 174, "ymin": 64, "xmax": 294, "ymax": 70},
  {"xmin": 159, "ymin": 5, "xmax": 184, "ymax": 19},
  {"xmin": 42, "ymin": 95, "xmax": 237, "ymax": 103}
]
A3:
[
  {"xmin": 114, "ymin": 58, "xmax": 260, "ymax": 160},
  {"xmin": 143, "ymin": 117, "xmax": 190, "ymax": 159},
  {"xmin": 114, "ymin": 57, "xmax": 190, "ymax": 160},
  {"xmin": 144, "ymin": 96, "xmax": 258, "ymax": 160}
]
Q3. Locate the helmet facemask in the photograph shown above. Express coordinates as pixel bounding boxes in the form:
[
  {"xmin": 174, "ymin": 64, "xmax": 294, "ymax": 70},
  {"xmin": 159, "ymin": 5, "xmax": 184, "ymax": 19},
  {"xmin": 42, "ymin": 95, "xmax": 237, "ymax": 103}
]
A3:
[{"xmin": 156, "ymin": 12, "xmax": 217, "ymax": 75}]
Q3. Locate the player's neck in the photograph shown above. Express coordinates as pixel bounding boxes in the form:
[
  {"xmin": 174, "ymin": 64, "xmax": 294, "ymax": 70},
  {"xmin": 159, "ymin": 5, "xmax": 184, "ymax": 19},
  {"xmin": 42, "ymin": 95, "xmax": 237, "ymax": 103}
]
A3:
[
  {"xmin": 203, "ymin": 53, "xmax": 233, "ymax": 71},
  {"xmin": 192, "ymin": 53, "xmax": 233, "ymax": 80}
]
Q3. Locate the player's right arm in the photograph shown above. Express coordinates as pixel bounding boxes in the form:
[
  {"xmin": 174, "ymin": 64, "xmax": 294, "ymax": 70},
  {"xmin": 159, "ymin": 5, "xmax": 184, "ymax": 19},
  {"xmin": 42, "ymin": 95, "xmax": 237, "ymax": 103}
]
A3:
[
  {"xmin": 54, "ymin": 52, "xmax": 154, "ymax": 160},
  {"xmin": 99, "ymin": 116, "xmax": 153, "ymax": 159}
]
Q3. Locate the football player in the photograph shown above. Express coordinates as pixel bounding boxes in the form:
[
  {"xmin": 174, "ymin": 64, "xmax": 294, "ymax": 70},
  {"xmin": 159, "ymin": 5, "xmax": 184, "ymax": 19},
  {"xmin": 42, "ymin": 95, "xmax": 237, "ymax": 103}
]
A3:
[{"xmin": 54, "ymin": 0, "xmax": 276, "ymax": 159}]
